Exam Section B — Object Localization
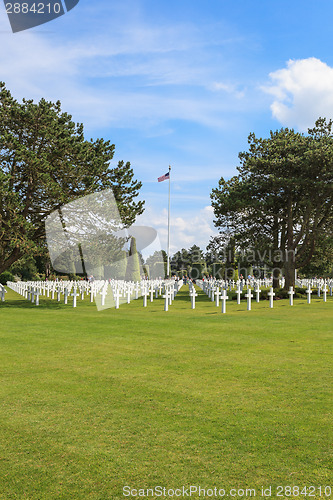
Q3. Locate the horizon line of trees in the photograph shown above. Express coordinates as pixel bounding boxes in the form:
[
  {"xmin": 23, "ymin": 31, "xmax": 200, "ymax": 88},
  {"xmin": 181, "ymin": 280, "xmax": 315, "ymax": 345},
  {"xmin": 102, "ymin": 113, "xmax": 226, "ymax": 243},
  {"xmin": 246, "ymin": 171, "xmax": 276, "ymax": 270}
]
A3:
[{"xmin": 1, "ymin": 233, "xmax": 332, "ymax": 285}]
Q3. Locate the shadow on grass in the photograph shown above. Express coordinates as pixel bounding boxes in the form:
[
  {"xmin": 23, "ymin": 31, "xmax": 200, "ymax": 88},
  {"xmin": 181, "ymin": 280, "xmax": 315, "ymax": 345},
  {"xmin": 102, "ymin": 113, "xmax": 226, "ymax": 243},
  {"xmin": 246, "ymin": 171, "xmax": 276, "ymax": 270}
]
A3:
[
  {"xmin": 174, "ymin": 291, "xmax": 209, "ymax": 303},
  {"xmin": 0, "ymin": 298, "xmax": 64, "ymax": 310}
]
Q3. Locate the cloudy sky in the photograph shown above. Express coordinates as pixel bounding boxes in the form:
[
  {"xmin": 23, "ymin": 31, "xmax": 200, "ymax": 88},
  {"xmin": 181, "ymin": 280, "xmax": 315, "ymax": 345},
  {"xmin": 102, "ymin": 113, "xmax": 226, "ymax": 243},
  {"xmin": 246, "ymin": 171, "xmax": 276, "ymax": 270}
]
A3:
[{"xmin": 1, "ymin": 0, "xmax": 333, "ymax": 254}]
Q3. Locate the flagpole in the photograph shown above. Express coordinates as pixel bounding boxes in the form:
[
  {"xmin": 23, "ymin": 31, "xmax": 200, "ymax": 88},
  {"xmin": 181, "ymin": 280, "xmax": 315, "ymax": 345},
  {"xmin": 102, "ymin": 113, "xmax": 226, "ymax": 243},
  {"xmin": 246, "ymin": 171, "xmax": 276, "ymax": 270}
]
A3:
[{"xmin": 167, "ymin": 165, "xmax": 171, "ymax": 277}]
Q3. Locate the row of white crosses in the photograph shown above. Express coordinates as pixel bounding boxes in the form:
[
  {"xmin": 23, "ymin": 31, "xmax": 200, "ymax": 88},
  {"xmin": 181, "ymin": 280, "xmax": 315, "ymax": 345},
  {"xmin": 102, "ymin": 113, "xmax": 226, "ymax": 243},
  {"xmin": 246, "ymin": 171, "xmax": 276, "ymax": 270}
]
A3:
[
  {"xmin": 109, "ymin": 279, "xmax": 181, "ymax": 310},
  {"xmin": 197, "ymin": 280, "xmax": 280, "ymax": 312},
  {"xmin": 6, "ymin": 278, "xmax": 182, "ymax": 310},
  {"xmin": 4, "ymin": 276, "xmax": 332, "ymax": 310},
  {"xmin": 296, "ymin": 278, "xmax": 333, "ymax": 299},
  {"xmin": 197, "ymin": 276, "xmax": 332, "ymax": 312},
  {"xmin": 304, "ymin": 282, "xmax": 330, "ymax": 304},
  {"xmin": 205, "ymin": 276, "xmax": 333, "ymax": 298},
  {"xmin": 191, "ymin": 281, "xmax": 230, "ymax": 313},
  {"xmin": 6, "ymin": 280, "xmax": 87, "ymax": 307},
  {"xmin": 162, "ymin": 279, "xmax": 183, "ymax": 311}
]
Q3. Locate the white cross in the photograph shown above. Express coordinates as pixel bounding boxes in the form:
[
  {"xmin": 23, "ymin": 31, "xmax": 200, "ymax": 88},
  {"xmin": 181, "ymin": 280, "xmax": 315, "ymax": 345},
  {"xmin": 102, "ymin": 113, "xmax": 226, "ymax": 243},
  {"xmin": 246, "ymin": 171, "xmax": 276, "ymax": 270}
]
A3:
[
  {"xmin": 268, "ymin": 287, "xmax": 275, "ymax": 308},
  {"xmin": 189, "ymin": 287, "xmax": 198, "ymax": 309},
  {"xmin": 100, "ymin": 287, "xmax": 108, "ymax": 307},
  {"xmin": 142, "ymin": 288, "xmax": 149, "ymax": 307},
  {"xmin": 288, "ymin": 286, "xmax": 295, "ymax": 306},
  {"xmin": 72, "ymin": 287, "xmax": 79, "ymax": 308},
  {"xmin": 221, "ymin": 289, "xmax": 229, "ymax": 314},
  {"xmin": 64, "ymin": 288, "xmax": 69, "ymax": 305},
  {"xmin": 126, "ymin": 287, "xmax": 132, "ymax": 304},
  {"xmin": 245, "ymin": 288, "xmax": 253, "ymax": 311},
  {"xmin": 323, "ymin": 284, "xmax": 328, "ymax": 303},
  {"xmin": 149, "ymin": 286, "xmax": 154, "ymax": 302},
  {"xmin": 306, "ymin": 286, "xmax": 312, "ymax": 304},
  {"xmin": 113, "ymin": 288, "xmax": 122, "ymax": 309},
  {"xmin": 163, "ymin": 289, "xmax": 169, "ymax": 311}
]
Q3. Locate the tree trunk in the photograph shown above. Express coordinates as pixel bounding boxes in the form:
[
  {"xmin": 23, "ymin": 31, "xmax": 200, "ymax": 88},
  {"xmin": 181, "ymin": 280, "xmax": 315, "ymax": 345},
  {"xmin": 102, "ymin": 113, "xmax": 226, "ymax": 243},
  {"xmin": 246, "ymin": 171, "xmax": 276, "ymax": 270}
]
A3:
[
  {"xmin": 272, "ymin": 267, "xmax": 280, "ymax": 289},
  {"xmin": 284, "ymin": 259, "xmax": 296, "ymax": 290},
  {"xmin": 272, "ymin": 215, "xmax": 280, "ymax": 288},
  {"xmin": 0, "ymin": 248, "xmax": 22, "ymax": 275}
]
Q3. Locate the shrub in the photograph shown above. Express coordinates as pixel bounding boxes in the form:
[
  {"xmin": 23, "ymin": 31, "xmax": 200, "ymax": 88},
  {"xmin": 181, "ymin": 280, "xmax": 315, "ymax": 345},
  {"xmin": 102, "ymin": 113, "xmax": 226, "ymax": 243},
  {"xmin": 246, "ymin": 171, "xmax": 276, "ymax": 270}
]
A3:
[{"xmin": 0, "ymin": 271, "xmax": 15, "ymax": 285}]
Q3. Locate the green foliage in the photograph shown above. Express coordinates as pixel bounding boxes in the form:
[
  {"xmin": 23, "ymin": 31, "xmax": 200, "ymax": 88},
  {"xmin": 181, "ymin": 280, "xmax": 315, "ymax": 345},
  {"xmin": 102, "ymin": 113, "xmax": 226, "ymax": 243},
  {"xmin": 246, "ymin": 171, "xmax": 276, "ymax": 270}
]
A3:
[
  {"xmin": 171, "ymin": 245, "xmax": 205, "ymax": 273},
  {"xmin": 189, "ymin": 262, "xmax": 205, "ymax": 279},
  {"xmin": 171, "ymin": 248, "xmax": 190, "ymax": 273},
  {"xmin": 9, "ymin": 255, "xmax": 40, "ymax": 281},
  {"xmin": 0, "ymin": 270, "xmax": 14, "ymax": 285},
  {"xmin": 212, "ymin": 262, "xmax": 224, "ymax": 279},
  {"xmin": 299, "ymin": 234, "xmax": 333, "ymax": 277},
  {"xmin": 0, "ymin": 82, "xmax": 144, "ymax": 275}
]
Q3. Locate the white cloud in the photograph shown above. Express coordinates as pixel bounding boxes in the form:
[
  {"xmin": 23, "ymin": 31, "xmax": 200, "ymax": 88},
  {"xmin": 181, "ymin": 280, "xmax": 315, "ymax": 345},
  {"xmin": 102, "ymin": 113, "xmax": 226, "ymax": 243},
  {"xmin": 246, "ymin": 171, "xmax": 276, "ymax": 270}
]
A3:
[
  {"xmin": 209, "ymin": 81, "xmax": 245, "ymax": 99},
  {"xmin": 263, "ymin": 57, "xmax": 333, "ymax": 130},
  {"xmin": 0, "ymin": 12, "xmax": 248, "ymax": 132},
  {"xmin": 136, "ymin": 205, "xmax": 217, "ymax": 255}
]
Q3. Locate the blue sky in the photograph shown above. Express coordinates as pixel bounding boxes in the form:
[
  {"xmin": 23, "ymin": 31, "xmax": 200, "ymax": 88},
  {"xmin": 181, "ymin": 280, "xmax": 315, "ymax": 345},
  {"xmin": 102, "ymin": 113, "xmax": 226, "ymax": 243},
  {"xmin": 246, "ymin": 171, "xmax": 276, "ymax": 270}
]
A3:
[{"xmin": 1, "ymin": 0, "xmax": 333, "ymax": 253}]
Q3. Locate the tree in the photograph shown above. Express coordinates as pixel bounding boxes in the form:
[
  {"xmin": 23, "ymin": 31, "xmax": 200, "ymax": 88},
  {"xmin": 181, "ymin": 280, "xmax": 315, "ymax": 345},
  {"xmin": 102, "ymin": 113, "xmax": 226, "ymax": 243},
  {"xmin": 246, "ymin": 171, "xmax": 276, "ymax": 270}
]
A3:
[
  {"xmin": 187, "ymin": 244, "xmax": 204, "ymax": 265},
  {"xmin": 170, "ymin": 248, "xmax": 189, "ymax": 273},
  {"xmin": 211, "ymin": 119, "xmax": 333, "ymax": 289},
  {"xmin": 145, "ymin": 250, "xmax": 167, "ymax": 277},
  {"xmin": 206, "ymin": 234, "xmax": 229, "ymax": 263},
  {"xmin": 299, "ymin": 233, "xmax": 333, "ymax": 277},
  {"xmin": 171, "ymin": 245, "xmax": 206, "ymax": 276},
  {"xmin": 0, "ymin": 82, "xmax": 144, "ymax": 274},
  {"xmin": 189, "ymin": 262, "xmax": 206, "ymax": 280},
  {"xmin": 125, "ymin": 237, "xmax": 142, "ymax": 281}
]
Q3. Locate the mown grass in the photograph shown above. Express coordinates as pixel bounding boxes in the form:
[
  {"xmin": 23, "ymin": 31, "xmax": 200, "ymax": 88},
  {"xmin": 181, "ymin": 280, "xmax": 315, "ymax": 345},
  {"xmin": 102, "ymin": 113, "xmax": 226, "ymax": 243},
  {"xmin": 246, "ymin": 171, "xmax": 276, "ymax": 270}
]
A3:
[{"xmin": 0, "ymin": 286, "xmax": 332, "ymax": 499}]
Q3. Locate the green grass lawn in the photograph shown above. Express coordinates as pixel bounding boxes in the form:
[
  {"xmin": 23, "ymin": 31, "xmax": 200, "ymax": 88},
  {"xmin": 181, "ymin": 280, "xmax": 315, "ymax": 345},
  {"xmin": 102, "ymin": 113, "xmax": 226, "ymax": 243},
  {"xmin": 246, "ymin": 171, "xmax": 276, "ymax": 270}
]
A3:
[{"xmin": 0, "ymin": 286, "xmax": 332, "ymax": 499}]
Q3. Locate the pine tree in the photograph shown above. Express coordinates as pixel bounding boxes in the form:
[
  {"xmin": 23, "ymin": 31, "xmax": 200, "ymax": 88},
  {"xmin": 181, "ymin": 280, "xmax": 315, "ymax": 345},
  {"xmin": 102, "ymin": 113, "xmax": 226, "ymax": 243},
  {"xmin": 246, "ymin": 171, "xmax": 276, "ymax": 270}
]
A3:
[{"xmin": 125, "ymin": 237, "xmax": 141, "ymax": 282}]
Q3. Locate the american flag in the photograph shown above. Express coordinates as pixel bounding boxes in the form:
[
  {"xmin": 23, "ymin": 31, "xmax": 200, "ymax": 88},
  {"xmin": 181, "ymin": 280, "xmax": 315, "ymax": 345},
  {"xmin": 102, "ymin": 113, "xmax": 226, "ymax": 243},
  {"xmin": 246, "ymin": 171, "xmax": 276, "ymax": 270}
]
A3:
[{"xmin": 158, "ymin": 171, "xmax": 170, "ymax": 182}]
